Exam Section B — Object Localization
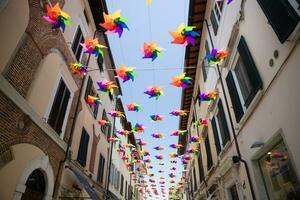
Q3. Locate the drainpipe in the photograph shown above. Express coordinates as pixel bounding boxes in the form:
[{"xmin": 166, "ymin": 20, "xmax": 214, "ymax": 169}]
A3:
[
  {"xmin": 204, "ymin": 19, "xmax": 256, "ymax": 200},
  {"xmin": 105, "ymin": 95, "xmax": 119, "ymax": 200},
  {"xmin": 53, "ymin": 30, "xmax": 98, "ymax": 198}
]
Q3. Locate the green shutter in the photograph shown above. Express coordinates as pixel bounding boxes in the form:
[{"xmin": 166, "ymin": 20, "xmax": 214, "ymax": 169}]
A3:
[{"xmin": 211, "ymin": 117, "xmax": 221, "ymax": 155}]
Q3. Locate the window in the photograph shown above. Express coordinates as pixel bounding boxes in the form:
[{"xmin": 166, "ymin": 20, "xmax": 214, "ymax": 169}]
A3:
[
  {"xmin": 83, "ymin": 9, "xmax": 90, "ymax": 25},
  {"xmin": 202, "ymin": 40, "xmax": 211, "ymax": 82},
  {"xmin": 97, "ymin": 154, "xmax": 105, "ymax": 184},
  {"xmin": 204, "ymin": 128, "xmax": 213, "ymax": 170},
  {"xmin": 229, "ymin": 184, "xmax": 240, "ymax": 200},
  {"xmin": 110, "ymin": 164, "xmax": 115, "ymax": 184},
  {"xmin": 257, "ymin": 0, "xmax": 299, "ymax": 43},
  {"xmin": 71, "ymin": 26, "xmax": 84, "ymax": 61},
  {"xmin": 48, "ymin": 78, "xmax": 71, "ymax": 135},
  {"xmin": 97, "ymin": 56, "xmax": 104, "ymax": 72},
  {"xmin": 226, "ymin": 36, "xmax": 263, "ymax": 123},
  {"xmin": 85, "ymin": 76, "xmax": 99, "ymax": 118},
  {"xmin": 197, "ymin": 148, "xmax": 205, "ymax": 183},
  {"xmin": 193, "ymin": 168, "xmax": 197, "ymax": 192},
  {"xmin": 120, "ymin": 174, "xmax": 124, "ymax": 196},
  {"xmin": 77, "ymin": 128, "xmax": 90, "ymax": 167},
  {"xmin": 210, "ymin": 0, "xmax": 225, "ymax": 35},
  {"xmin": 125, "ymin": 181, "xmax": 128, "ymax": 199},
  {"xmin": 100, "ymin": 110, "xmax": 111, "ymax": 137},
  {"xmin": 259, "ymin": 140, "xmax": 300, "ymax": 200},
  {"xmin": 211, "ymin": 100, "xmax": 230, "ymax": 155},
  {"xmin": 197, "ymin": 88, "xmax": 201, "ymax": 107}
]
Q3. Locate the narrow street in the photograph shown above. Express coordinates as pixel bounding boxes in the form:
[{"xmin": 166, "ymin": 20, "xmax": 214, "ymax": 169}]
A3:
[{"xmin": 0, "ymin": 0, "xmax": 300, "ymax": 200}]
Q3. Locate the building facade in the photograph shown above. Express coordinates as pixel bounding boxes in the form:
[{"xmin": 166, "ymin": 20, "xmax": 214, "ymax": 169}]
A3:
[
  {"xmin": 0, "ymin": 0, "xmax": 142, "ymax": 200},
  {"xmin": 179, "ymin": 0, "xmax": 300, "ymax": 200}
]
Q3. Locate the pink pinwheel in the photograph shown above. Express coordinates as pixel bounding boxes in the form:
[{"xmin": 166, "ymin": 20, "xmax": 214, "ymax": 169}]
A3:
[
  {"xmin": 115, "ymin": 65, "xmax": 136, "ymax": 82},
  {"xmin": 198, "ymin": 91, "xmax": 218, "ymax": 101},
  {"xmin": 170, "ymin": 110, "xmax": 188, "ymax": 117},
  {"xmin": 169, "ymin": 173, "xmax": 176, "ymax": 178},
  {"xmin": 170, "ymin": 167, "xmax": 176, "ymax": 171},
  {"xmin": 170, "ymin": 130, "xmax": 187, "ymax": 136},
  {"xmin": 186, "ymin": 147, "xmax": 198, "ymax": 154},
  {"xmin": 144, "ymin": 86, "xmax": 164, "ymax": 100},
  {"xmin": 190, "ymin": 135, "xmax": 201, "ymax": 143},
  {"xmin": 117, "ymin": 130, "xmax": 130, "ymax": 136},
  {"xmin": 108, "ymin": 137, "xmax": 120, "ymax": 142},
  {"xmin": 43, "ymin": 3, "xmax": 70, "ymax": 32},
  {"xmin": 169, "ymin": 144, "xmax": 183, "ymax": 149},
  {"xmin": 154, "ymin": 146, "xmax": 164, "ymax": 151},
  {"xmin": 142, "ymin": 42, "xmax": 163, "ymax": 61},
  {"xmin": 144, "ymin": 158, "xmax": 152, "ymax": 163},
  {"xmin": 108, "ymin": 111, "xmax": 124, "ymax": 118},
  {"xmin": 99, "ymin": 10, "xmax": 129, "ymax": 37},
  {"xmin": 81, "ymin": 38, "xmax": 107, "ymax": 57},
  {"xmin": 183, "ymin": 155, "xmax": 192, "ymax": 161},
  {"xmin": 170, "ymin": 160, "xmax": 177, "ymax": 164},
  {"xmin": 97, "ymin": 80, "xmax": 118, "ymax": 95},
  {"xmin": 137, "ymin": 140, "xmax": 147, "ymax": 146},
  {"xmin": 151, "ymin": 133, "xmax": 165, "ymax": 139},
  {"xmin": 155, "ymin": 155, "xmax": 164, "ymax": 160}
]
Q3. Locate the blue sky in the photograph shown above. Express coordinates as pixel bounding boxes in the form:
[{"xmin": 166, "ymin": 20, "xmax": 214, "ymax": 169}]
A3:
[{"xmin": 106, "ymin": 0, "xmax": 189, "ymax": 198}]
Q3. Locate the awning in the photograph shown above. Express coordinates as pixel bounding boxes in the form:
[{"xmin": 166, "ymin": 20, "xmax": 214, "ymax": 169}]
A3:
[{"xmin": 72, "ymin": 168, "xmax": 101, "ymax": 200}]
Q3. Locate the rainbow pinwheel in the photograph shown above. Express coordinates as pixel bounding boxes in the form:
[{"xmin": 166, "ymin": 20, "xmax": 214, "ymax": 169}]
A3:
[
  {"xmin": 170, "ymin": 130, "xmax": 187, "ymax": 136},
  {"xmin": 108, "ymin": 111, "xmax": 124, "ymax": 118},
  {"xmin": 150, "ymin": 114, "xmax": 163, "ymax": 122},
  {"xmin": 140, "ymin": 150, "xmax": 150, "ymax": 156},
  {"xmin": 170, "ymin": 110, "xmax": 188, "ymax": 117},
  {"xmin": 125, "ymin": 144, "xmax": 135, "ymax": 148},
  {"xmin": 158, "ymin": 162, "xmax": 165, "ymax": 166},
  {"xmin": 151, "ymin": 133, "xmax": 164, "ymax": 139},
  {"xmin": 170, "ymin": 167, "xmax": 176, "ymax": 171},
  {"xmin": 170, "ymin": 73, "xmax": 192, "ymax": 88},
  {"xmin": 144, "ymin": 86, "xmax": 164, "ymax": 100},
  {"xmin": 190, "ymin": 135, "xmax": 201, "ymax": 143},
  {"xmin": 170, "ymin": 180, "xmax": 175, "ymax": 183},
  {"xmin": 198, "ymin": 91, "xmax": 218, "ymax": 101},
  {"xmin": 147, "ymin": 165, "xmax": 153, "ymax": 169},
  {"xmin": 99, "ymin": 10, "xmax": 129, "ymax": 38},
  {"xmin": 206, "ymin": 48, "xmax": 229, "ymax": 65},
  {"xmin": 169, "ymin": 153, "xmax": 178, "ymax": 158},
  {"xmin": 169, "ymin": 24, "xmax": 200, "ymax": 46},
  {"xmin": 137, "ymin": 140, "xmax": 147, "ymax": 146},
  {"xmin": 169, "ymin": 173, "xmax": 176, "ymax": 178},
  {"xmin": 98, "ymin": 120, "xmax": 111, "ymax": 126},
  {"xmin": 154, "ymin": 146, "xmax": 164, "ymax": 151},
  {"xmin": 132, "ymin": 123, "xmax": 145, "ymax": 133},
  {"xmin": 70, "ymin": 63, "xmax": 87, "ymax": 76},
  {"xmin": 117, "ymin": 130, "xmax": 130, "ymax": 136},
  {"xmin": 183, "ymin": 155, "xmax": 192, "ymax": 161},
  {"xmin": 142, "ymin": 42, "xmax": 163, "ymax": 61},
  {"xmin": 86, "ymin": 95, "xmax": 102, "ymax": 107},
  {"xmin": 127, "ymin": 103, "xmax": 142, "ymax": 112},
  {"xmin": 158, "ymin": 170, "xmax": 164, "ymax": 173},
  {"xmin": 182, "ymin": 159, "xmax": 189, "ymax": 165},
  {"xmin": 159, "ymin": 181, "xmax": 165, "ymax": 184},
  {"xmin": 108, "ymin": 137, "xmax": 120, "ymax": 142},
  {"xmin": 170, "ymin": 160, "xmax": 177, "ymax": 164},
  {"xmin": 169, "ymin": 144, "xmax": 183, "ymax": 149},
  {"xmin": 43, "ymin": 3, "xmax": 70, "ymax": 32},
  {"xmin": 149, "ymin": 179, "xmax": 156, "ymax": 183},
  {"xmin": 144, "ymin": 158, "xmax": 151, "ymax": 163},
  {"xmin": 81, "ymin": 38, "xmax": 107, "ymax": 57},
  {"xmin": 155, "ymin": 155, "xmax": 164, "ymax": 160},
  {"xmin": 186, "ymin": 147, "xmax": 198, "ymax": 154},
  {"xmin": 193, "ymin": 118, "xmax": 208, "ymax": 126},
  {"xmin": 97, "ymin": 80, "xmax": 117, "ymax": 95},
  {"xmin": 227, "ymin": 0, "xmax": 233, "ymax": 4},
  {"xmin": 115, "ymin": 65, "xmax": 136, "ymax": 82}
]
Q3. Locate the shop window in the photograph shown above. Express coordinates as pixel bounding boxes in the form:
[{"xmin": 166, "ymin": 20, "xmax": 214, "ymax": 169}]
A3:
[{"xmin": 259, "ymin": 141, "xmax": 300, "ymax": 199}]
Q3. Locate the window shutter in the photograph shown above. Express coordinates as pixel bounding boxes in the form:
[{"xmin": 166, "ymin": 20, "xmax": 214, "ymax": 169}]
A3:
[
  {"xmin": 205, "ymin": 133, "xmax": 213, "ymax": 170},
  {"xmin": 257, "ymin": 0, "xmax": 299, "ymax": 43},
  {"xmin": 77, "ymin": 129, "xmax": 90, "ymax": 167},
  {"xmin": 72, "ymin": 27, "xmax": 84, "ymax": 61},
  {"xmin": 218, "ymin": 101, "xmax": 231, "ymax": 146},
  {"xmin": 48, "ymin": 79, "xmax": 70, "ymax": 135},
  {"xmin": 211, "ymin": 117, "xmax": 221, "ymax": 154},
  {"xmin": 226, "ymin": 71, "xmax": 244, "ymax": 122},
  {"xmin": 210, "ymin": 10, "xmax": 219, "ymax": 35},
  {"xmin": 238, "ymin": 36, "xmax": 263, "ymax": 107},
  {"xmin": 85, "ymin": 76, "xmax": 93, "ymax": 99},
  {"xmin": 97, "ymin": 56, "xmax": 104, "ymax": 72}
]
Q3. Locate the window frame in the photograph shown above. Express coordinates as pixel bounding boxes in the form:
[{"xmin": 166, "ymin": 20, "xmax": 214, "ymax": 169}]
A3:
[
  {"xmin": 71, "ymin": 25, "xmax": 85, "ymax": 62},
  {"xmin": 97, "ymin": 154, "xmax": 105, "ymax": 184},
  {"xmin": 210, "ymin": 0, "xmax": 225, "ymax": 35},
  {"xmin": 84, "ymin": 76, "xmax": 99, "ymax": 119},
  {"xmin": 77, "ymin": 128, "xmax": 90, "ymax": 167}
]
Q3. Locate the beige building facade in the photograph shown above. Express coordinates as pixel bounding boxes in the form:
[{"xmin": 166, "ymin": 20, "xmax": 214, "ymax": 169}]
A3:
[{"xmin": 179, "ymin": 0, "xmax": 300, "ymax": 200}]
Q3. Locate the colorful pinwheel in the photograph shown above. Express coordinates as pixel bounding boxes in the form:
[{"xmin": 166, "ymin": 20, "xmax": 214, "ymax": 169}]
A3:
[
  {"xmin": 99, "ymin": 10, "xmax": 129, "ymax": 37},
  {"xmin": 98, "ymin": 120, "xmax": 111, "ymax": 126},
  {"xmin": 151, "ymin": 133, "xmax": 165, "ymax": 139},
  {"xmin": 144, "ymin": 158, "xmax": 152, "ymax": 163},
  {"xmin": 140, "ymin": 150, "xmax": 150, "ymax": 156},
  {"xmin": 43, "ymin": 3, "xmax": 70, "ymax": 32},
  {"xmin": 117, "ymin": 130, "xmax": 130, "ymax": 136},
  {"xmin": 170, "ymin": 73, "xmax": 192, "ymax": 88},
  {"xmin": 169, "ymin": 144, "xmax": 183, "ymax": 149},
  {"xmin": 190, "ymin": 135, "xmax": 201, "ymax": 143},
  {"xmin": 170, "ymin": 160, "xmax": 177, "ymax": 164},
  {"xmin": 170, "ymin": 167, "xmax": 176, "ymax": 171},
  {"xmin": 186, "ymin": 147, "xmax": 198, "ymax": 154},
  {"xmin": 150, "ymin": 114, "xmax": 163, "ymax": 122},
  {"xmin": 170, "ymin": 179, "xmax": 175, "ymax": 183},
  {"xmin": 158, "ymin": 162, "xmax": 165, "ymax": 166},
  {"xmin": 132, "ymin": 123, "xmax": 145, "ymax": 133},
  {"xmin": 170, "ymin": 130, "xmax": 187, "ymax": 136},
  {"xmin": 81, "ymin": 38, "xmax": 107, "ymax": 57},
  {"xmin": 158, "ymin": 170, "xmax": 164, "ymax": 173},
  {"xmin": 169, "ymin": 153, "xmax": 178, "ymax": 158},
  {"xmin": 154, "ymin": 146, "xmax": 164, "ymax": 151},
  {"xmin": 147, "ymin": 165, "xmax": 153, "ymax": 169},
  {"xmin": 70, "ymin": 63, "xmax": 87, "ymax": 76},
  {"xmin": 198, "ymin": 91, "xmax": 218, "ymax": 101},
  {"xmin": 108, "ymin": 111, "xmax": 124, "ymax": 118},
  {"xmin": 125, "ymin": 144, "xmax": 135, "ymax": 148},
  {"xmin": 144, "ymin": 86, "xmax": 164, "ymax": 100},
  {"xmin": 169, "ymin": 173, "xmax": 176, "ymax": 178},
  {"xmin": 86, "ymin": 95, "xmax": 102, "ymax": 107},
  {"xmin": 137, "ymin": 140, "xmax": 147, "ymax": 146},
  {"xmin": 155, "ymin": 155, "xmax": 164, "ymax": 160},
  {"xmin": 127, "ymin": 103, "xmax": 142, "ymax": 112},
  {"xmin": 193, "ymin": 118, "xmax": 208, "ymax": 126},
  {"xmin": 115, "ymin": 65, "xmax": 136, "ymax": 82},
  {"xmin": 170, "ymin": 110, "xmax": 188, "ymax": 117},
  {"xmin": 183, "ymin": 155, "xmax": 192, "ymax": 161},
  {"xmin": 108, "ymin": 137, "xmax": 120, "ymax": 142},
  {"xmin": 169, "ymin": 24, "xmax": 200, "ymax": 46},
  {"xmin": 97, "ymin": 80, "xmax": 117, "ymax": 95},
  {"xmin": 142, "ymin": 42, "xmax": 163, "ymax": 61},
  {"xmin": 206, "ymin": 48, "xmax": 229, "ymax": 65}
]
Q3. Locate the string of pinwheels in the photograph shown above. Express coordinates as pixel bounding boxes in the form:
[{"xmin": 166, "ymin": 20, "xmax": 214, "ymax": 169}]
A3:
[{"xmin": 43, "ymin": 2, "xmax": 232, "ymax": 199}]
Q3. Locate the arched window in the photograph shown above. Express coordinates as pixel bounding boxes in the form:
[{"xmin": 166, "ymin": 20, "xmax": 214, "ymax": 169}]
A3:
[{"xmin": 21, "ymin": 169, "xmax": 46, "ymax": 200}]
